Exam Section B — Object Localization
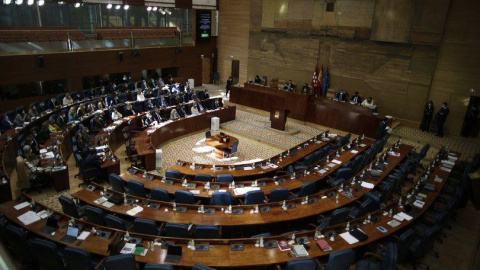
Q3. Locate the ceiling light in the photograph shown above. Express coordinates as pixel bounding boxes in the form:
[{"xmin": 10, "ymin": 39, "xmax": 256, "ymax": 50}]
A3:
[
  {"xmin": 106, "ymin": 3, "xmax": 112, "ymax": 8},
  {"xmin": 160, "ymin": 8, "xmax": 165, "ymax": 15},
  {"xmin": 58, "ymin": 1, "xmax": 64, "ymax": 4},
  {"xmin": 15, "ymin": 0, "xmax": 23, "ymax": 5},
  {"xmin": 152, "ymin": 6, "xmax": 157, "ymax": 11},
  {"xmin": 165, "ymin": 8, "xmax": 171, "ymax": 15},
  {"xmin": 27, "ymin": 0, "xmax": 34, "ymax": 5},
  {"xmin": 123, "ymin": 4, "xmax": 128, "ymax": 10},
  {"xmin": 4, "ymin": 0, "xmax": 12, "ymax": 4},
  {"xmin": 37, "ymin": 0, "xmax": 44, "ymax": 5},
  {"xmin": 74, "ymin": 2, "xmax": 81, "ymax": 7},
  {"xmin": 115, "ymin": 4, "xmax": 120, "ymax": 9},
  {"xmin": 146, "ymin": 6, "xmax": 151, "ymax": 11}
]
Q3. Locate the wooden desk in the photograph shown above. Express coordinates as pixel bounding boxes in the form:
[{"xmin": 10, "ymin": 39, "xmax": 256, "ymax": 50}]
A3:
[{"xmin": 205, "ymin": 134, "xmax": 238, "ymax": 158}]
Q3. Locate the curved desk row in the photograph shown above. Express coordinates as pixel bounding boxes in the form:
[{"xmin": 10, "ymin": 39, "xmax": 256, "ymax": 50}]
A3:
[
  {"xmin": 121, "ymin": 137, "xmax": 375, "ymax": 200},
  {"xmin": 73, "ymin": 144, "xmax": 412, "ymax": 227},
  {"xmin": 0, "ymin": 149, "xmax": 456, "ymax": 268}
]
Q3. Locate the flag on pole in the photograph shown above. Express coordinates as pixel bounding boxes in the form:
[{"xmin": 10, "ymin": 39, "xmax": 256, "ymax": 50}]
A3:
[
  {"xmin": 322, "ymin": 67, "xmax": 330, "ymax": 97},
  {"xmin": 312, "ymin": 63, "xmax": 320, "ymax": 96}
]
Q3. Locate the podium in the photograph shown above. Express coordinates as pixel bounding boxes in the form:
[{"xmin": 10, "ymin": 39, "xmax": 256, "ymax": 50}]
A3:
[{"xmin": 270, "ymin": 107, "xmax": 289, "ymax": 131}]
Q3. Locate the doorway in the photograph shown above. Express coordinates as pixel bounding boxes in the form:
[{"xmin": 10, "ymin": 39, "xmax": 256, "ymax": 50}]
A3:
[
  {"xmin": 461, "ymin": 96, "xmax": 480, "ymax": 138},
  {"xmin": 231, "ymin": 60, "xmax": 239, "ymax": 84}
]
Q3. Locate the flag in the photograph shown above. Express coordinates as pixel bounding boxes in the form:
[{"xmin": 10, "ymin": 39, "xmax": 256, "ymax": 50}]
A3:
[
  {"xmin": 320, "ymin": 65, "xmax": 324, "ymax": 95},
  {"xmin": 322, "ymin": 67, "xmax": 330, "ymax": 97},
  {"xmin": 312, "ymin": 63, "xmax": 320, "ymax": 95}
]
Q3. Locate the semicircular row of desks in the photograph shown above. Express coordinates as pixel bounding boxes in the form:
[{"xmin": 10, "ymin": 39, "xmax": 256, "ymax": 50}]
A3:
[{"xmin": 0, "ymin": 148, "xmax": 458, "ymax": 268}]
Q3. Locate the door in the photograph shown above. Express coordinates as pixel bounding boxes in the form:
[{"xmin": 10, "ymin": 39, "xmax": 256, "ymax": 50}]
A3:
[
  {"xmin": 231, "ymin": 60, "xmax": 239, "ymax": 84},
  {"xmin": 461, "ymin": 96, "xmax": 480, "ymax": 138}
]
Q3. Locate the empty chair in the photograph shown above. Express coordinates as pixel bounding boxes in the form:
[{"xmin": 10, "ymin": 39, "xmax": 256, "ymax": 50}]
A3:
[
  {"xmin": 104, "ymin": 214, "xmax": 132, "ymax": 231},
  {"xmin": 205, "ymin": 130, "xmax": 212, "ymax": 138},
  {"xmin": 348, "ymin": 198, "xmax": 379, "ymax": 219},
  {"xmin": 224, "ymin": 141, "xmax": 239, "ymax": 157},
  {"xmin": 194, "ymin": 174, "xmax": 213, "ymax": 182},
  {"xmin": 244, "ymin": 190, "xmax": 265, "ymax": 205},
  {"xmin": 64, "ymin": 246, "xmax": 97, "ymax": 270},
  {"xmin": 59, "ymin": 195, "xmax": 85, "ymax": 218},
  {"xmin": 356, "ymin": 242, "xmax": 397, "ymax": 270},
  {"xmin": 192, "ymin": 264, "xmax": 217, "ymax": 270},
  {"xmin": 104, "ymin": 254, "xmax": 136, "ymax": 270},
  {"xmin": 284, "ymin": 258, "xmax": 321, "ymax": 270},
  {"xmin": 396, "ymin": 229, "xmax": 416, "ymax": 262},
  {"xmin": 85, "ymin": 205, "xmax": 106, "ymax": 226},
  {"xmin": 165, "ymin": 170, "xmax": 183, "ymax": 179},
  {"xmin": 194, "ymin": 225, "xmax": 221, "ymax": 239},
  {"xmin": 164, "ymin": 223, "xmax": 189, "ymax": 238},
  {"xmin": 291, "ymin": 181, "xmax": 316, "ymax": 198},
  {"xmin": 134, "ymin": 218, "xmax": 159, "ymax": 235},
  {"xmin": 322, "ymin": 249, "xmax": 355, "ymax": 270},
  {"xmin": 127, "ymin": 179, "xmax": 148, "ymax": 198},
  {"xmin": 316, "ymin": 207, "xmax": 351, "ymax": 229},
  {"xmin": 144, "ymin": 264, "xmax": 174, "ymax": 270},
  {"xmin": 211, "ymin": 192, "xmax": 233, "ymax": 206},
  {"xmin": 30, "ymin": 238, "xmax": 66, "ymax": 270},
  {"xmin": 109, "ymin": 173, "xmax": 126, "ymax": 193},
  {"xmin": 216, "ymin": 174, "xmax": 233, "ymax": 183},
  {"xmin": 150, "ymin": 188, "xmax": 170, "ymax": 202},
  {"xmin": 2, "ymin": 225, "xmax": 34, "ymax": 266},
  {"xmin": 175, "ymin": 190, "xmax": 195, "ymax": 204},
  {"xmin": 268, "ymin": 188, "xmax": 290, "ymax": 203}
]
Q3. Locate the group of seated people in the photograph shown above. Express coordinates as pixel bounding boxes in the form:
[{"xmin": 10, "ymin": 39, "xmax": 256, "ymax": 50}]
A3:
[{"xmin": 335, "ymin": 90, "xmax": 376, "ymax": 109}]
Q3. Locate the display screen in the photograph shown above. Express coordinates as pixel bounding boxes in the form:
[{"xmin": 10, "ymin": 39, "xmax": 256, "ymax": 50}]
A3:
[{"xmin": 196, "ymin": 10, "xmax": 211, "ymax": 41}]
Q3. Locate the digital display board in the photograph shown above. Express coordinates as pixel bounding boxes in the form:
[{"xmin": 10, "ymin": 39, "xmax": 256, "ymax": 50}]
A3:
[{"xmin": 196, "ymin": 10, "xmax": 211, "ymax": 41}]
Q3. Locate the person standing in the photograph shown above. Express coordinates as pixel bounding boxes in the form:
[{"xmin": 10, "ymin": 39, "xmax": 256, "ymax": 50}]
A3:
[
  {"xmin": 420, "ymin": 101, "xmax": 434, "ymax": 132},
  {"xmin": 435, "ymin": 102, "xmax": 449, "ymax": 137},
  {"xmin": 226, "ymin": 76, "xmax": 233, "ymax": 97}
]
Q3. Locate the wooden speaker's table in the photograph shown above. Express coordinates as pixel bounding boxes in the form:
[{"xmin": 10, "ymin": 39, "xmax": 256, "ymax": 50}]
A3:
[{"xmin": 205, "ymin": 134, "xmax": 238, "ymax": 158}]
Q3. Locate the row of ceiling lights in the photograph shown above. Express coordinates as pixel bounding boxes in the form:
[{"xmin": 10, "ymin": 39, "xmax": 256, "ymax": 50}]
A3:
[
  {"xmin": 3, "ymin": 0, "xmax": 172, "ymax": 12},
  {"xmin": 3, "ymin": 0, "xmax": 44, "ymax": 5}
]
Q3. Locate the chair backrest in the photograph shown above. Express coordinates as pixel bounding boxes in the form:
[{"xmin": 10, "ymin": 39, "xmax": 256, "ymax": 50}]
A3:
[
  {"xmin": 244, "ymin": 190, "xmax": 265, "ymax": 205},
  {"xmin": 297, "ymin": 181, "xmax": 316, "ymax": 197},
  {"xmin": 150, "ymin": 188, "xmax": 170, "ymax": 202},
  {"xmin": 194, "ymin": 225, "xmax": 220, "ymax": 239},
  {"xmin": 175, "ymin": 190, "xmax": 195, "ymax": 204},
  {"xmin": 144, "ymin": 264, "xmax": 174, "ymax": 270},
  {"xmin": 134, "ymin": 218, "xmax": 158, "ymax": 235},
  {"xmin": 59, "ymin": 195, "xmax": 81, "ymax": 218},
  {"xmin": 230, "ymin": 141, "xmax": 239, "ymax": 153},
  {"xmin": 109, "ymin": 173, "xmax": 125, "ymax": 193},
  {"xmin": 104, "ymin": 214, "xmax": 128, "ymax": 231},
  {"xmin": 64, "ymin": 246, "xmax": 92, "ymax": 270},
  {"xmin": 104, "ymin": 254, "xmax": 136, "ymax": 270},
  {"xmin": 336, "ymin": 168, "xmax": 353, "ymax": 180},
  {"xmin": 216, "ymin": 174, "xmax": 233, "ymax": 183},
  {"xmin": 269, "ymin": 188, "xmax": 290, "ymax": 203},
  {"xmin": 3, "ymin": 225, "xmax": 33, "ymax": 264},
  {"xmin": 382, "ymin": 242, "xmax": 398, "ymax": 270},
  {"xmin": 30, "ymin": 238, "xmax": 65, "ymax": 270},
  {"xmin": 326, "ymin": 248, "xmax": 355, "ymax": 270},
  {"xmin": 164, "ymin": 223, "xmax": 189, "ymax": 237},
  {"xmin": 194, "ymin": 174, "xmax": 212, "ymax": 182},
  {"xmin": 85, "ymin": 205, "xmax": 106, "ymax": 226},
  {"xmin": 205, "ymin": 130, "xmax": 211, "ymax": 138},
  {"xmin": 127, "ymin": 179, "xmax": 147, "ymax": 198},
  {"xmin": 211, "ymin": 192, "xmax": 233, "ymax": 206},
  {"xmin": 329, "ymin": 207, "xmax": 351, "ymax": 226},
  {"xmin": 192, "ymin": 264, "xmax": 217, "ymax": 270},
  {"xmin": 165, "ymin": 170, "xmax": 182, "ymax": 179},
  {"xmin": 356, "ymin": 198, "xmax": 379, "ymax": 218},
  {"xmin": 286, "ymin": 258, "xmax": 318, "ymax": 270},
  {"xmin": 397, "ymin": 228, "xmax": 416, "ymax": 261}
]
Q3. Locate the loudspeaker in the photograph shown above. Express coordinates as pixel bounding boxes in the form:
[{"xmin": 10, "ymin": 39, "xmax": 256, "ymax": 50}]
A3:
[
  {"xmin": 175, "ymin": 47, "xmax": 183, "ymax": 54},
  {"xmin": 118, "ymin": 52, "xmax": 124, "ymax": 61},
  {"xmin": 38, "ymin": 56, "xmax": 44, "ymax": 68}
]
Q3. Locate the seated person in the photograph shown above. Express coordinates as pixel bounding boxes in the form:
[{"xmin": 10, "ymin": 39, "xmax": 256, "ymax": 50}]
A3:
[
  {"xmin": 210, "ymin": 99, "xmax": 221, "ymax": 110},
  {"xmin": 140, "ymin": 80, "xmax": 149, "ymax": 90},
  {"xmin": 23, "ymin": 145, "xmax": 51, "ymax": 182},
  {"xmin": 63, "ymin": 93, "xmax": 74, "ymax": 106},
  {"xmin": 38, "ymin": 101, "xmax": 48, "ymax": 113},
  {"xmin": 177, "ymin": 94, "xmax": 185, "ymax": 104},
  {"xmin": 152, "ymin": 108, "xmax": 162, "ymax": 123},
  {"xmin": 136, "ymin": 90, "xmax": 146, "ymax": 102},
  {"xmin": 68, "ymin": 106, "xmax": 78, "ymax": 122},
  {"xmin": 14, "ymin": 110, "xmax": 27, "ymax": 127},
  {"xmin": 77, "ymin": 104, "xmax": 87, "ymax": 117},
  {"xmin": 169, "ymin": 95, "xmax": 178, "ymax": 106},
  {"xmin": 84, "ymin": 148, "xmax": 106, "ymax": 179},
  {"xmin": 171, "ymin": 83, "xmax": 180, "ymax": 94},
  {"xmin": 148, "ymin": 78, "xmax": 156, "ymax": 88},
  {"xmin": 96, "ymin": 99, "xmax": 105, "ymax": 110},
  {"xmin": 75, "ymin": 133, "xmax": 90, "ymax": 157},
  {"xmin": 56, "ymin": 111, "xmax": 68, "ymax": 128},
  {"xmin": 91, "ymin": 114, "xmax": 105, "ymax": 132},
  {"xmin": 204, "ymin": 90, "xmax": 210, "ymax": 99},
  {"xmin": 170, "ymin": 109, "xmax": 180, "ymax": 120},
  {"xmin": 190, "ymin": 103, "xmax": 200, "ymax": 116},
  {"xmin": 105, "ymin": 94, "xmax": 117, "ymax": 107},
  {"xmin": 301, "ymin": 83, "xmax": 310, "ymax": 95},
  {"xmin": 22, "ymin": 136, "xmax": 40, "ymax": 155},
  {"xmin": 158, "ymin": 96, "xmax": 169, "ymax": 107},
  {"xmin": 144, "ymin": 98, "xmax": 155, "ymax": 111},
  {"xmin": 143, "ymin": 112, "xmax": 158, "ymax": 127},
  {"xmin": 28, "ymin": 104, "xmax": 39, "ymax": 118},
  {"xmin": 177, "ymin": 106, "xmax": 188, "ymax": 118},
  {"xmin": 336, "ymin": 90, "xmax": 347, "ymax": 102},
  {"xmin": 283, "ymin": 80, "xmax": 295, "ymax": 91},
  {"xmin": 47, "ymin": 118, "xmax": 61, "ymax": 132},
  {"xmin": 80, "ymin": 126, "xmax": 93, "ymax": 145},
  {"xmin": 361, "ymin": 96, "xmax": 375, "ymax": 109},
  {"xmin": 195, "ymin": 101, "xmax": 205, "ymax": 113},
  {"xmin": 111, "ymin": 108, "xmax": 123, "ymax": 121},
  {"xmin": 254, "ymin": 75, "xmax": 262, "ymax": 84},
  {"xmin": 124, "ymin": 103, "xmax": 135, "ymax": 116},
  {"xmin": 99, "ymin": 86, "xmax": 107, "ymax": 96},
  {"xmin": 47, "ymin": 97, "xmax": 60, "ymax": 110},
  {"xmin": 350, "ymin": 91, "xmax": 362, "ymax": 105},
  {"xmin": 0, "ymin": 113, "xmax": 15, "ymax": 131},
  {"xmin": 37, "ymin": 123, "xmax": 51, "ymax": 144},
  {"xmin": 87, "ymin": 103, "xmax": 97, "ymax": 113}
]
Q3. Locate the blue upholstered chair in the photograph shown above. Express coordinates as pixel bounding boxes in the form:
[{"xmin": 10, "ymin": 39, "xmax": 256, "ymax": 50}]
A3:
[
  {"xmin": 134, "ymin": 218, "xmax": 159, "ymax": 235},
  {"xmin": 268, "ymin": 188, "xmax": 290, "ymax": 203},
  {"xmin": 165, "ymin": 170, "xmax": 183, "ymax": 179},
  {"xmin": 175, "ymin": 190, "xmax": 195, "ymax": 204},
  {"xmin": 109, "ymin": 173, "xmax": 126, "ymax": 193},
  {"xmin": 85, "ymin": 205, "xmax": 106, "ymax": 226},
  {"xmin": 30, "ymin": 238, "xmax": 66, "ymax": 270},
  {"xmin": 194, "ymin": 225, "xmax": 221, "ymax": 239},
  {"xmin": 104, "ymin": 254, "xmax": 136, "ymax": 270},
  {"xmin": 217, "ymin": 174, "xmax": 233, "ymax": 183},
  {"xmin": 244, "ymin": 190, "xmax": 265, "ymax": 205},
  {"xmin": 150, "ymin": 188, "xmax": 170, "ymax": 202},
  {"xmin": 211, "ymin": 192, "xmax": 233, "ymax": 206},
  {"xmin": 164, "ymin": 223, "xmax": 190, "ymax": 238},
  {"xmin": 59, "ymin": 195, "xmax": 85, "ymax": 218},
  {"xmin": 64, "ymin": 246, "xmax": 97, "ymax": 270},
  {"xmin": 127, "ymin": 179, "xmax": 148, "ymax": 198}
]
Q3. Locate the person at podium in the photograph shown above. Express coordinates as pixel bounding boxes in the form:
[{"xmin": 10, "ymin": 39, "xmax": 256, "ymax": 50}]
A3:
[
  {"xmin": 254, "ymin": 75, "xmax": 262, "ymax": 84},
  {"xmin": 283, "ymin": 80, "xmax": 295, "ymax": 91},
  {"xmin": 350, "ymin": 91, "xmax": 362, "ymax": 105},
  {"xmin": 336, "ymin": 90, "xmax": 348, "ymax": 102}
]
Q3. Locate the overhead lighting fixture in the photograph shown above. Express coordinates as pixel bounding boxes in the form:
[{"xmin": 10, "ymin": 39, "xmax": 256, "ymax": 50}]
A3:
[
  {"xmin": 37, "ymin": 0, "xmax": 44, "ymax": 5},
  {"xmin": 160, "ymin": 8, "xmax": 165, "ymax": 15},
  {"xmin": 165, "ymin": 8, "xmax": 171, "ymax": 15},
  {"xmin": 74, "ymin": 2, "xmax": 81, "ymax": 7},
  {"xmin": 115, "ymin": 4, "xmax": 120, "ymax": 9},
  {"xmin": 3, "ymin": 0, "xmax": 12, "ymax": 4},
  {"xmin": 146, "ymin": 6, "xmax": 151, "ymax": 11},
  {"xmin": 123, "ymin": 4, "xmax": 128, "ymax": 9},
  {"xmin": 152, "ymin": 6, "xmax": 157, "ymax": 11},
  {"xmin": 15, "ymin": 0, "xmax": 23, "ymax": 5},
  {"xmin": 106, "ymin": 3, "xmax": 112, "ymax": 8},
  {"xmin": 58, "ymin": 1, "xmax": 64, "ymax": 4},
  {"xmin": 27, "ymin": 0, "xmax": 34, "ymax": 5}
]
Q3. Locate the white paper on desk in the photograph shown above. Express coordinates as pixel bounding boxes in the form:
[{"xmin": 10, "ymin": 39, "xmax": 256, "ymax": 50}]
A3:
[
  {"xmin": 434, "ymin": 177, "xmax": 443, "ymax": 183},
  {"xmin": 114, "ymin": 120, "xmax": 123, "ymax": 125},
  {"xmin": 95, "ymin": 145, "xmax": 108, "ymax": 151},
  {"xmin": 217, "ymin": 189, "xmax": 227, "ymax": 193},
  {"xmin": 328, "ymin": 133, "xmax": 338, "ymax": 138},
  {"xmin": 190, "ymin": 190, "xmax": 200, "ymax": 195},
  {"xmin": 102, "ymin": 201, "xmax": 115, "ymax": 208},
  {"xmin": 441, "ymin": 160, "xmax": 455, "ymax": 166},
  {"xmin": 397, "ymin": 212, "xmax": 413, "ymax": 221},
  {"xmin": 39, "ymin": 149, "xmax": 47, "ymax": 154},
  {"xmin": 393, "ymin": 214, "xmax": 404, "ymax": 222},
  {"xmin": 94, "ymin": 197, "xmax": 107, "ymax": 204},
  {"xmin": 120, "ymin": 243, "xmax": 136, "ymax": 254},
  {"xmin": 340, "ymin": 232, "xmax": 359, "ymax": 245},
  {"xmin": 234, "ymin": 187, "xmax": 260, "ymax": 196},
  {"xmin": 351, "ymin": 150, "xmax": 359, "ymax": 154},
  {"xmin": 359, "ymin": 144, "xmax": 367, "ymax": 148},
  {"xmin": 43, "ymin": 152, "xmax": 55, "ymax": 159},
  {"xmin": 440, "ymin": 167, "xmax": 451, "ymax": 172},
  {"xmin": 52, "ymin": 166, "xmax": 67, "ymax": 172},
  {"xmin": 361, "ymin": 182, "xmax": 374, "ymax": 189},
  {"xmin": 126, "ymin": 206, "xmax": 144, "ymax": 216},
  {"xmin": 17, "ymin": 211, "xmax": 41, "ymax": 225},
  {"xmin": 319, "ymin": 169, "xmax": 327, "ymax": 174},
  {"xmin": 268, "ymin": 164, "xmax": 279, "ymax": 169},
  {"xmin": 243, "ymin": 166, "xmax": 253, "ymax": 170},
  {"xmin": 77, "ymin": 231, "xmax": 91, "ymax": 240},
  {"xmin": 14, "ymin": 202, "xmax": 30, "ymax": 210},
  {"xmin": 328, "ymin": 163, "xmax": 336, "ymax": 168},
  {"xmin": 332, "ymin": 159, "xmax": 342, "ymax": 165},
  {"xmin": 147, "ymin": 130, "xmax": 155, "ymax": 135},
  {"xmin": 37, "ymin": 210, "xmax": 49, "ymax": 219}
]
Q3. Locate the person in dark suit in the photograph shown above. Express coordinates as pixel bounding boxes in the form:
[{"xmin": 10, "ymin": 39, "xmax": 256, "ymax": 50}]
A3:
[
  {"xmin": 152, "ymin": 108, "xmax": 162, "ymax": 123},
  {"xmin": 254, "ymin": 75, "xmax": 262, "ymax": 84},
  {"xmin": 169, "ymin": 95, "xmax": 178, "ymax": 106},
  {"xmin": 75, "ymin": 133, "xmax": 90, "ymax": 157},
  {"xmin": 178, "ymin": 106, "xmax": 188, "ymax": 118},
  {"xmin": 375, "ymin": 117, "xmax": 389, "ymax": 140},
  {"xmin": 37, "ymin": 123, "xmax": 51, "ymax": 144},
  {"xmin": 56, "ymin": 111, "xmax": 68, "ymax": 129},
  {"xmin": 226, "ymin": 76, "xmax": 233, "ymax": 97},
  {"xmin": 420, "ymin": 101, "xmax": 434, "ymax": 132},
  {"xmin": 22, "ymin": 137, "xmax": 40, "ymax": 155},
  {"xmin": 91, "ymin": 114, "xmax": 105, "ymax": 132},
  {"xmin": 47, "ymin": 97, "xmax": 59, "ymax": 110},
  {"xmin": 435, "ymin": 102, "xmax": 449, "ymax": 137},
  {"xmin": 84, "ymin": 148, "xmax": 105, "ymax": 179},
  {"xmin": 124, "ymin": 104, "xmax": 135, "ymax": 116},
  {"xmin": 350, "ymin": 91, "xmax": 362, "ymax": 105},
  {"xmin": 284, "ymin": 80, "xmax": 295, "ymax": 91},
  {"xmin": 301, "ymin": 83, "xmax": 310, "ymax": 95},
  {"xmin": 210, "ymin": 99, "xmax": 221, "ymax": 110},
  {"xmin": 204, "ymin": 90, "xmax": 210, "ymax": 100},
  {"xmin": 158, "ymin": 96, "xmax": 168, "ymax": 107},
  {"xmin": 1, "ymin": 113, "xmax": 15, "ymax": 131},
  {"xmin": 148, "ymin": 78, "xmax": 156, "ymax": 88},
  {"xmin": 336, "ymin": 90, "xmax": 347, "ymax": 102},
  {"xmin": 144, "ymin": 98, "xmax": 155, "ymax": 111},
  {"xmin": 143, "ymin": 113, "xmax": 157, "ymax": 127}
]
